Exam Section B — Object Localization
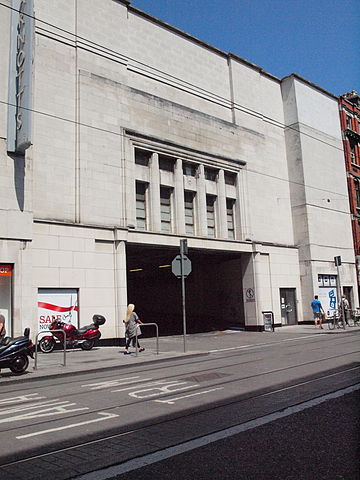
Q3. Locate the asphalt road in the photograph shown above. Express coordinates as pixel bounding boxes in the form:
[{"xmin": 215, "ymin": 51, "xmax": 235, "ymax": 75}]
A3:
[
  {"xmin": 111, "ymin": 390, "xmax": 360, "ymax": 480},
  {"xmin": 0, "ymin": 331, "xmax": 359, "ymax": 479}
]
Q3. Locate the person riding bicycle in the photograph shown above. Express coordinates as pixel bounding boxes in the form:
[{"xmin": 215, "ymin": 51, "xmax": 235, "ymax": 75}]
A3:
[{"xmin": 311, "ymin": 295, "xmax": 325, "ymax": 329}]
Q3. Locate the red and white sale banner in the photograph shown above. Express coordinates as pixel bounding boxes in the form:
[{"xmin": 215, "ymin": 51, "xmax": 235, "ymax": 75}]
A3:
[{"xmin": 38, "ymin": 288, "xmax": 79, "ymax": 332}]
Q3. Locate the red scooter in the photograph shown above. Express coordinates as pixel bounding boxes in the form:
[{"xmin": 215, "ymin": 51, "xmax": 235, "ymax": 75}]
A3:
[{"xmin": 38, "ymin": 314, "xmax": 106, "ymax": 353}]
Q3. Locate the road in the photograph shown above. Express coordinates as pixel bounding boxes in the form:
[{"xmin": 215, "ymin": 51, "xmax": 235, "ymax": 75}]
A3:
[{"xmin": 0, "ymin": 330, "xmax": 359, "ymax": 479}]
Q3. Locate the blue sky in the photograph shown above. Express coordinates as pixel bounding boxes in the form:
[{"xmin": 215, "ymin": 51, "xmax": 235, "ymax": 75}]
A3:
[{"xmin": 131, "ymin": 0, "xmax": 359, "ymax": 96}]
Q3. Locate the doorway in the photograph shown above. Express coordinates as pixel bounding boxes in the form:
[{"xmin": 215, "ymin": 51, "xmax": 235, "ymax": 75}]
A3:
[
  {"xmin": 280, "ymin": 288, "xmax": 297, "ymax": 325},
  {"xmin": 342, "ymin": 286, "xmax": 353, "ymax": 309}
]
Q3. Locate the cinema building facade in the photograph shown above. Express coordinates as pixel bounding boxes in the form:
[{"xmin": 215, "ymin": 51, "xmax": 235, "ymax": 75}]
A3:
[{"xmin": 0, "ymin": 0, "xmax": 357, "ymax": 342}]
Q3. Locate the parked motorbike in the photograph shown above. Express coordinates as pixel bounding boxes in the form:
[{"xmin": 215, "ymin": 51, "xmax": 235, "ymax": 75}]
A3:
[
  {"xmin": 0, "ymin": 328, "xmax": 34, "ymax": 374},
  {"xmin": 38, "ymin": 314, "xmax": 106, "ymax": 353}
]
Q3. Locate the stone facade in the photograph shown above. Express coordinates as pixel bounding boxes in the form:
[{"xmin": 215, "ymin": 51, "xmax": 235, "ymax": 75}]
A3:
[{"xmin": 0, "ymin": 0, "xmax": 357, "ymax": 340}]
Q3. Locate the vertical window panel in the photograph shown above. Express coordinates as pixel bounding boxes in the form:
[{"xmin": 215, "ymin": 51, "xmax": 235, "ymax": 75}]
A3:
[
  {"xmin": 206, "ymin": 195, "xmax": 216, "ymax": 237},
  {"xmin": 184, "ymin": 191, "xmax": 195, "ymax": 235},
  {"xmin": 226, "ymin": 198, "xmax": 235, "ymax": 239},
  {"xmin": 160, "ymin": 186, "xmax": 173, "ymax": 233},
  {"xmin": 136, "ymin": 182, "xmax": 147, "ymax": 230}
]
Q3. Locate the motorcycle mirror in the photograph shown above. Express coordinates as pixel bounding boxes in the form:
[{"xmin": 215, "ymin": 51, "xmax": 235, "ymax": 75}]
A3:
[{"xmin": 23, "ymin": 328, "xmax": 30, "ymax": 337}]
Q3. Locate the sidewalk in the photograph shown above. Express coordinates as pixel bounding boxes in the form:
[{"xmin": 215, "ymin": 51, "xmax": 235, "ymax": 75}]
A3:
[{"xmin": 1, "ymin": 323, "xmax": 358, "ymax": 384}]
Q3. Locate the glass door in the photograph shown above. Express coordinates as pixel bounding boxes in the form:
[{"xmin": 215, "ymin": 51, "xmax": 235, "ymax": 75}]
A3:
[{"xmin": 280, "ymin": 288, "xmax": 298, "ymax": 325}]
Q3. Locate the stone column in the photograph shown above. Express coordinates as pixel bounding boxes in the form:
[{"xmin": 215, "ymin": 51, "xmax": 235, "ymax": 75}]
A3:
[
  {"xmin": 149, "ymin": 153, "xmax": 161, "ymax": 232},
  {"xmin": 123, "ymin": 138, "xmax": 136, "ymax": 228},
  {"xmin": 196, "ymin": 164, "xmax": 207, "ymax": 236},
  {"xmin": 217, "ymin": 169, "xmax": 228, "ymax": 238},
  {"xmin": 174, "ymin": 158, "xmax": 185, "ymax": 234},
  {"xmin": 114, "ymin": 238, "xmax": 128, "ymax": 341}
]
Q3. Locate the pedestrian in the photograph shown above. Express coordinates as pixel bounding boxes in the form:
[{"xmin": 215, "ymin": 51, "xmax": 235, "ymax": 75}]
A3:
[
  {"xmin": 340, "ymin": 295, "xmax": 350, "ymax": 325},
  {"xmin": 311, "ymin": 295, "xmax": 325, "ymax": 329},
  {"xmin": 123, "ymin": 304, "xmax": 145, "ymax": 354},
  {"xmin": 0, "ymin": 314, "xmax": 6, "ymax": 344}
]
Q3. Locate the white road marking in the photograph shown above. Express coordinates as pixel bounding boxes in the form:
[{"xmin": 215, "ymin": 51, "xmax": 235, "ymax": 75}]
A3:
[
  {"xmin": 128, "ymin": 380, "xmax": 197, "ymax": 399},
  {"xmin": 0, "ymin": 394, "xmax": 45, "ymax": 406},
  {"xmin": 112, "ymin": 379, "xmax": 197, "ymax": 396},
  {"xmin": 0, "ymin": 399, "xmax": 88, "ymax": 424},
  {"xmin": 81, "ymin": 377, "xmax": 152, "ymax": 390},
  {"xmin": 74, "ymin": 383, "xmax": 360, "ymax": 480},
  {"xmin": 16, "ymin": 412, "xmax": 119, "ymax": 439},
  {"xmin": 208, "ymin": 334, "xmax": 325, "ymax": 353},
  {"xmin": 154, "ymin": 387, "xmax": 224, "ymax": 405}
]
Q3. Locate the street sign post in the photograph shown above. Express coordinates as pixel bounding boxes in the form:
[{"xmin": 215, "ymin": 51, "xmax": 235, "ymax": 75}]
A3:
[
  {"xmin": 172, "ymin": 240, "xmax": 192, "ymax": 352},
  {"xmin": 334, "ymin": 256, "xmax": 345, "ymax": 326},
  {"xmin": 171, "ymin": 255, "xmax": 192, "ymax": 278}
]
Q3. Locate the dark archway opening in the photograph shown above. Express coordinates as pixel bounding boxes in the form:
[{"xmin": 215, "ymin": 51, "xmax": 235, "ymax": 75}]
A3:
[{"xmin": 126, "ymin": 244, "xmax": 245, "ymax": 336}]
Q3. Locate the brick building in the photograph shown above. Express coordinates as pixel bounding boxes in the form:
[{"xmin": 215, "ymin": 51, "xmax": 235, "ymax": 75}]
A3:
[
  {"xmin": 339, "ymin": 91, "xmax": 360, "ymax": 297},
  {"xmin": 0, "ymin": 0, "xmax": 357, "ymax": 342}
]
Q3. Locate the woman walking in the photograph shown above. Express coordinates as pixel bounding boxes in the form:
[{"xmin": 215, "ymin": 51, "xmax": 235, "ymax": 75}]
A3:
[{"xmin": 123, "ymin": 304, "xmax": 145, "ymax": 354}]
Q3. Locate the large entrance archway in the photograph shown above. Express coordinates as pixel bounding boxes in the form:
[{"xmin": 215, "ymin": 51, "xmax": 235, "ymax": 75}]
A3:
[{"xmin": 126, "ymin": 244, "xmax": 245, "ymax": 335}]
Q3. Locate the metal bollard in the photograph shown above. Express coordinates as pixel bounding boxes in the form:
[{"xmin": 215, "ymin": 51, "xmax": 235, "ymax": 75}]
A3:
[{"xmin": 135, "ymin": 323, "xmax": 159, "ymax": 357}]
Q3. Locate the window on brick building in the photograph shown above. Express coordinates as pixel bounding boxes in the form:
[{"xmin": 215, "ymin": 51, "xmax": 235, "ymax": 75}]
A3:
[
  {"xmin": 350, "ymin": 143, "xmax": 357, "ymax": 164},
  {"xmin": 346, "ymin": 115, "xmax": 352, "ymax": 130},
  {"xmin": 355, "ymin": 180, "xmax": 360, "ymax": 210}
]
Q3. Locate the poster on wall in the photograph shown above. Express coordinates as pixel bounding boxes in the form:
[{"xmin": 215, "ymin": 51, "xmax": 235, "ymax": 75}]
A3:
[
  {"xmin": 318, "ymin": 288, "xmax": 337, "ymax": 316},
  {"xmin": 38, "ymin": 288, "xmax": 79, "ymax": 333}
]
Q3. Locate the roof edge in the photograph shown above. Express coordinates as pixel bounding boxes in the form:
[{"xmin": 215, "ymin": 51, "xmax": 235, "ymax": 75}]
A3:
[{"xmin": 281, "ymin": 73, "xmax": 338, "ymax": 100}]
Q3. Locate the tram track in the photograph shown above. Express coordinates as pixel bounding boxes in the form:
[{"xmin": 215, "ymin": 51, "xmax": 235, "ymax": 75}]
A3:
[{"xmin": 0, "ymin": 364, "xmax": 359, "ymax": 470}]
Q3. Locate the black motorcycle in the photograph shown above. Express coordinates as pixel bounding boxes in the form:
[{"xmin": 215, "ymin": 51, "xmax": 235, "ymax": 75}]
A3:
[{"xmin": 0, "ymin": 328, "xmax": 34, "ymax": 374}]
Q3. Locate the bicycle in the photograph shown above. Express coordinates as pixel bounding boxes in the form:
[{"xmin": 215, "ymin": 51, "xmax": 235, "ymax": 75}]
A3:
[
  {"xmin": 327, "ymin": 309, "xmax": 346, "ymax": 330},
  {"xmin": 347, "ymin": 309, "xmax": 360, "ymax": 327}
]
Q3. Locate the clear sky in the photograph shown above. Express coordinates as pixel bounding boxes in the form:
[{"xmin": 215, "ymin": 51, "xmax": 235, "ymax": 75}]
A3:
[{"xmin": 131, "ymin": 0, "xmax": 359, "ymax": 97}]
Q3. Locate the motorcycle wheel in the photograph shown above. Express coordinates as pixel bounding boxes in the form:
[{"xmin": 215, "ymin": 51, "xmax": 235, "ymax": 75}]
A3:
[
  {"xmin": 39, "ymin": 337, "xmax": 55, "ymax": 353},
  {"xmin": 10, "ymin": 355, "xmax": 29, "ymax": 374},
  {"xmin": 80, "ymin": 339, "xmax": 95, "ymax": 350}
]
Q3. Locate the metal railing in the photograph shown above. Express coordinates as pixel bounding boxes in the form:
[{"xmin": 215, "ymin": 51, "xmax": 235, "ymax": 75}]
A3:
[
  {"xmin": 135, "ymin": 322, "xmax": 159, "ymax": 357},
  {"xmin": 34, "ymin": 330, "xmax": 67, "ymax": 370}
]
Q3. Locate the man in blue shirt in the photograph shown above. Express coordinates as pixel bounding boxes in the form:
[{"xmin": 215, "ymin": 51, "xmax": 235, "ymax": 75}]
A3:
[{"xmin": 311, "ymin": 295, "xmax": 325, "ymax": 329}]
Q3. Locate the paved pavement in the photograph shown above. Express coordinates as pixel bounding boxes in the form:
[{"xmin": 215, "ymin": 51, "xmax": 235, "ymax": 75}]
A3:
[{"xmin": 1, "ymin": 323, "xmax": 359, "ymax": 384}]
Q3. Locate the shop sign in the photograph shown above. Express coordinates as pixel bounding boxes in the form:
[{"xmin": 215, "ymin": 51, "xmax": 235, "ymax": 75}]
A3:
[
  {"xmin": 7, "ymin": 0, "xmax": 34, "ymax": 153},
  {"xmin": 38, "ymin": 288, "xmax": 78, "ymax": 332},
  {"xmin": 0, "ymin": 265, "xmax": 13, "ymax": 276}
]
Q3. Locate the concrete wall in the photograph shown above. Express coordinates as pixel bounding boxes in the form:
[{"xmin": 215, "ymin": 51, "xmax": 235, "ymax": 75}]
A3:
[
  {"xmin": 1, "ymin": 0, "xmax": 357, "ymax": 338},
  {"xmin": 282, "ymin": 76, "xmax": 357, "ymax": 319}
]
